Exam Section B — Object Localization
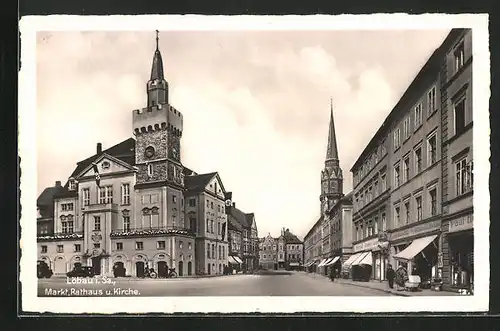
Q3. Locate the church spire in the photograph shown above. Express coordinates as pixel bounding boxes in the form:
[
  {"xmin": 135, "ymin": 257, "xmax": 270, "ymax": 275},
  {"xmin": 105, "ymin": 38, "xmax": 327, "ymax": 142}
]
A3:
[
  {"xmin": 147, "ymin": 30, "xmax": 169, "ymax": 107},
  {"xmin": 325, "ymin": 98, "xmax": 339, "ymax": 161},
  {"xmin": 150, "ymin": 30, "xmax": 165, "ymax": 81}
]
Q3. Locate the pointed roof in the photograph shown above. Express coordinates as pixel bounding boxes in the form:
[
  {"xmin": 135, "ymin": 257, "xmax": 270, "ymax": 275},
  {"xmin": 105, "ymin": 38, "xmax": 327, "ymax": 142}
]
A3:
[
  {"xmin": 325, "ymin": 99, "xmax": 339, "ymax": 161},
  {"xmin": 150, "ymin": 30, "xmax": 165, "ymax": 81},
  {"xmin": 184, "ymin": 172, "xmax": 218, "ymax": 192}
]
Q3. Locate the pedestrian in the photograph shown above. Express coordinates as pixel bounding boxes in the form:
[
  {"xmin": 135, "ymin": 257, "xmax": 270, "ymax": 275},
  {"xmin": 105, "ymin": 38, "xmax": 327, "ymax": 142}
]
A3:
[
  {"xmin": 386, "ymin": 264, "xmax": 395, "ymax": 289},
  {"xmin": 395, "ymin": 265, "xmax": 408, "ymax": 291},
  {"xmin": 329, "ymin": 266, "xmax": 335, "ymax": 282}
]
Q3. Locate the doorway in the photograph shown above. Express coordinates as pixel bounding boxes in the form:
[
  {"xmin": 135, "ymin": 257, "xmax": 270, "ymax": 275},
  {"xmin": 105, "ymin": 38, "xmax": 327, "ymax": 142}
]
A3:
[
  {"xmin": 54, "ymin": 257, "xmax": 66, "ymax": 274},
  {"xmin": 178, "ymin": 261, "xmax": 184, "ymax": 276},
  {"xmin": 187, "ymin": 262, "xmax": 192, "ymax": 276},
  {"xmin": 157, "ymin": 261, "xmax": 168, "ymax": 278},
  {"xmin": 91, "ymin": 257, "xmax": 101, "ymax": 275},
  {"xmin": 113, "ymin": 262, "xmax": 125, "ymax": 277},
  {"xmin": 136, "ymin": 261, "xmax": 145, "ymax": 278}
]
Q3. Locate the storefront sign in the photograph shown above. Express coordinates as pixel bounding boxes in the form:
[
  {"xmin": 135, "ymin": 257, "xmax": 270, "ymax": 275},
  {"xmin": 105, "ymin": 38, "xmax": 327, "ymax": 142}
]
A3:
[
  {"xmin": 353, "ymin": 238, "xmax": 380, "ymax": 252},
  {"xmin": 390, "ymin": 219, "xmax": 441, "ymax": 242},
  {"xmin": 448, "ymin": 214, "xmax": 473, "ymax": 233}
]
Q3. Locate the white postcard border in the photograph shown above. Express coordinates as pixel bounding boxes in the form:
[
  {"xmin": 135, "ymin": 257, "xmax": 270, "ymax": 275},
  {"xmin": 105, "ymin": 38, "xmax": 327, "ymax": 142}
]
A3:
[{"xmin": 19, "ymin": 13, "xmax": 490, "ymax": 313}]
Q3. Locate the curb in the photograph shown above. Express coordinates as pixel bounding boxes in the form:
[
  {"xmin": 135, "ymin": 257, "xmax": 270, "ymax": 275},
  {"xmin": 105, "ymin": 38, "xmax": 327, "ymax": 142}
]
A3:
[{"xmin": 336, "ymin": 281, "xmax": 410, "ymax": 297}]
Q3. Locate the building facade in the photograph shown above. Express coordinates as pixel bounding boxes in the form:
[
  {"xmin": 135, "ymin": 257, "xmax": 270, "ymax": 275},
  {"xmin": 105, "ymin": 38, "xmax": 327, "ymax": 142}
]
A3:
[
  {"xmin": 184, "ymin": 172, "xmax": 229, "ymax": 275},
  {"xmin": 347, "ymin": 29, "xmax": 473, "ymax": 291},
  {"xmin": 37, "ymin": 33, "xmax": 253, "ymax": 278},
  {"xmin": 440, "ymin": 29, "xmax": 474, "ymax": 292},
  {"xmin": 259, "ymin": 234, "xmax": 277, "ymax": 270},
  {"xmin": 227, "ymin": 203, "xmax": 259, "ymax": 272}
]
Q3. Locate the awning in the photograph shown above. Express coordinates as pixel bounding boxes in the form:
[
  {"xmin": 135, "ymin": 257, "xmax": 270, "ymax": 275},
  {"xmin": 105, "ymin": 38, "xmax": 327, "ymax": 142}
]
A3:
[
  {"xmin": 355, "ymin": 252, "xmax": 373, "ymax": 266},
  {"xmin": 342, "ymin": 252, "xmax": 363, "ymax": 267},
  {"xmin": 228, "ymin": 256, "xmax": 239, "ymax": 264},
  {"xmin": 321, "ymin": 258, "xmax": 333, "ymax": 267},
  {"xmin": 351, "ymin": 252, "xmax": 370, "ymax": 266},
  {"xmin": 233, "ymin": 256, "xmax": 243, "ymax": 264},
  {"xmin": 393, "ymin": 234, "xmax": 438, "ymax": 261},
  {"xmin": 305, "ymin": 261, "xmax": 313, "ymax": 267},
  {"xmin": 324, "ymin": 256, "xmax": 340, "ymax": 266},
  {"xmin": 318, "ymin": 258, "xmax": 329, "ymax": 267}
]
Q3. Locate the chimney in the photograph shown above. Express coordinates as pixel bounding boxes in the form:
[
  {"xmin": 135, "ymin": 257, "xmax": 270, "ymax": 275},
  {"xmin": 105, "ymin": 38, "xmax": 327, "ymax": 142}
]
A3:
[
  {"xmin": 55, "ymin": 181, "xmax": 61, "ymax": 187},
  {"xmin": 97, "ymin": 142, "xmax": 102, "ymax": 154}
]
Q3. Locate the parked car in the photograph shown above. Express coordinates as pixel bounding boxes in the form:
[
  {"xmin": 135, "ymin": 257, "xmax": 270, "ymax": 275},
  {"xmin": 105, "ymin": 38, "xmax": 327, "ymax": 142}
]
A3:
[
  {"xmin": 37, "ymin": 260, "xmax": 53, "ymax": 278},
  {"xmin": 67, "ymin": 266, "xmax": 95, "ymax": 278}
]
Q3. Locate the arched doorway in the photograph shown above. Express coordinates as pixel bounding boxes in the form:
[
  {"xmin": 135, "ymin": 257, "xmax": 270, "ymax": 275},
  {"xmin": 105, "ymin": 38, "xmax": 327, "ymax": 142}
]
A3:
[
  {"xmin": 187, "ymin": 262, "xmax": 192, "ymax": 276},
  {"xmin": 157, "ymin": 261, "xmax": 168, "ymax": 278},
  {"xmin": 92, "ymin": 257, "xmax": 101, "ymax": 275},
  {"xmin": 207, "ymin": 263, "xmax": 211, "ymax": 275},
  {"xmin": 178, "ymin": 261, "xmax": 184, "ymax": 276},
  {"xmin": 54, "ymin": 257, "xmax": 66, "ymax": 274},
  {"xmin": 219, "ymin": 263, "xmax": 222, "ymax": 274},
  {"xmin": 136, "ymin": 261, "xmax": 145, "ymax": 278},
  {"xmin": 113, "ymin": 262, "xmax": 125, "ymax": 277}
]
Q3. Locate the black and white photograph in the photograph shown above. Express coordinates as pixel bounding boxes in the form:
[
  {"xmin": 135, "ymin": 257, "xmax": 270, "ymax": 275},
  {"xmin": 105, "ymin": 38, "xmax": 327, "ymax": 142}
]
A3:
[{"xmin": 19, "ymin": 14, "xmax": 490, "ymax": 313}]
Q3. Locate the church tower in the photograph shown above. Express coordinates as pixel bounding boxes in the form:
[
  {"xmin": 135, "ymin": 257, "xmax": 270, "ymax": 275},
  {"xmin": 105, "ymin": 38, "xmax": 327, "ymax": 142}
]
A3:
[
  {"xmin": 320, "ymin": 99, "xmax": 343, "ymax": 215},
  {"xmin": 132, "ymin": 31, "xmax": 185, "ymax": 231}
]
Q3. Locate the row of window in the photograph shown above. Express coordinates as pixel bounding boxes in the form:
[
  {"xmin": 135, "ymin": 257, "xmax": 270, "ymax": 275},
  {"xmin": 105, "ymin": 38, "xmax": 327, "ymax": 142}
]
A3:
[
  {"xmin": 393, "ymin": 186, "xmax": 438, "ymax": 228},
  {"xmin": 354, "ymin": 172, "xmax": 388, "ymax": 211},
  {"xmin": 206, "ymin": 243, "xmax": 226, "ymax": 260},
  {"xmin": 393, "ymin": 86, "xmax": 438, "ymax": 151},
  {"xmin": 61, "ymin": 203, "xmax": 74, "ymax": 211},
  {"xmin": 205, "ymin": 199, "xmax": 225, "ymax": 213},
  {"xmin": 205, "ymin": 219, "xmax": 226, "ymax": 236},
  {"xmin": 353, "ymin": 141, "xmax": 388, "ymax": 187},
  {"xmin": 355, "ymin": 212, "xmax": 387, "ymax": 242},
  {"xmin": 393, "ymin": 131, "xmax": 438, "ymax": 188}
]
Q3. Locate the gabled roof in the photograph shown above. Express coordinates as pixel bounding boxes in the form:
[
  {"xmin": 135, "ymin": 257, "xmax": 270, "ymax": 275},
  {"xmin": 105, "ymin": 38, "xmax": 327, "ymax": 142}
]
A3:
[
  {"xmin": 69, "ymin": 138, "xmax": 136, "ymax": 179},
  {"xmin": 184, "ymin": 172, "xmax": 218, "ymax": 192},
  {"xmin": 245, "ymin": 213, "xmax": 255, "ymax": 226},
  {"xmin": 284, "ymin": 230, "xmax": 303, "ymax": 244},
  {"xmin": 229, "ymin": 206, "xmax": 250, "ymax": 228},
  {"xmin": 228, "ymin": 214, "xmax": 243, "ymax": 232}
]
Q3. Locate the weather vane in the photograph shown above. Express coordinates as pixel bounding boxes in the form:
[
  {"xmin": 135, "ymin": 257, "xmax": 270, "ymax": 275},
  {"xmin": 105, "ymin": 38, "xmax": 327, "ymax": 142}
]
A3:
[{"xmin": 155, "ymin": 30, "xmax": 159, "ymax": 49}]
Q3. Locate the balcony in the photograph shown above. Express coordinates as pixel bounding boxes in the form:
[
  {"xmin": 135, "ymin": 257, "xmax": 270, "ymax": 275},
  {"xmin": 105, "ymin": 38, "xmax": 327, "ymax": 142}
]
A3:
[
  {"xmin": 110, "ymin": 226, "xmax": 194, "ymax": 238},
  {"xmin": 37, "ymin": 231, "xmax": 84, "ymax": 242}
]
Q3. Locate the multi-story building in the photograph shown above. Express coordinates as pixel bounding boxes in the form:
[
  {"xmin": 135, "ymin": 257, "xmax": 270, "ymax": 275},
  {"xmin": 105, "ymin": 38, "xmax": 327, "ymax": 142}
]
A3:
[
  {"xmin": 227, "ymin": 195, "xmax": 244, "ymax": 271},
  {"xmin": 440, "ymin": 29, "xmax": 473, "ymax": 292},
  {"xmin": 347, "ymin": 29, "xmax": 473, "ymax": 291},
  {"xmin": 259, "ymin": 233, "xmax": 277, "ymax": 270},
  {"xmin": 36, "ymin": 32, "xmax": 248, "ymax": 278},
  {"xmin": 328, "ymin": 193, "xmax": 354, "ymax": 275},
  {"xmin": 304, "ymin": 102, "xmax": 349, "ymax": 274},
  {"xmin": 184, "ymin": 172, "xmax": 229, "ymax": 275},
  {"xmin": 283, "ymin": 229, "xmax": 304, "ymax": 269},
  {"xmin": 227, "ymin": 203, "xmax": 259, "ymax": 272}
]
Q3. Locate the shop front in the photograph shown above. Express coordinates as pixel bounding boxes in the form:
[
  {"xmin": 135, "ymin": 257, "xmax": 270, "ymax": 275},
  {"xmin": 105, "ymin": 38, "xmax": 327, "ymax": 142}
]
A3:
[
  {"xmin": 390, "ymin": 218, "xmax": 442, "ymax": 289},
  {"xmin": 443, "ymin": 213, "xmax": 473, "ymax": 292},
  {"xmin": 352, "ymin": 235, "xmax": 389, "ymax": 281}
]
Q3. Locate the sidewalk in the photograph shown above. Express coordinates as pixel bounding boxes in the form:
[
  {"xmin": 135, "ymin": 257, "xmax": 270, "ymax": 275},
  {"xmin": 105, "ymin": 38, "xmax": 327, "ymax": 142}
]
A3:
[{"xmin": 304, "ymin": 272, "xmax": 463, "ymax": 297}]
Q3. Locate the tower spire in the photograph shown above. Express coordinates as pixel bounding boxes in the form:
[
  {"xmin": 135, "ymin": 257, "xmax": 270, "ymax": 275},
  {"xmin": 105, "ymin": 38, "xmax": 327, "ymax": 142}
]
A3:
[
  {"xmin": 147, "ymin": 30, "xmax": 169, "ymax": 107},
  {"xmin": 326, "ymin": 98, "xmax": 339, "ymax": 161}
]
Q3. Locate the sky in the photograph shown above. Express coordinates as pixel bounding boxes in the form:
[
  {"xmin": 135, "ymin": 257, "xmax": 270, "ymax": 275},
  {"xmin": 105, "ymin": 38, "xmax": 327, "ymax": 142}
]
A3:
[{"xmin": 36, "ymin": 29, "xmax": 450, "ymax": 240}]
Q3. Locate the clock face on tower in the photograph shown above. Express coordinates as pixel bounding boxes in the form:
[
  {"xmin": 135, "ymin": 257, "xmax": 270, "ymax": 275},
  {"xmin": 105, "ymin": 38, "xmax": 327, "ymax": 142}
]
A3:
[{"xmin": 144, "ymin": 146, "xmax": 155, "ymax": 159}]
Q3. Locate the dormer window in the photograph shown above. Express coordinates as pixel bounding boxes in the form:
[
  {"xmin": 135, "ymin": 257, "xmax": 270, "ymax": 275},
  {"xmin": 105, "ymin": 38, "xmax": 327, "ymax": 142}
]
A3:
[{"xmin": 68, "ymin": 178, "xmax": 76, "ymax": 191}]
